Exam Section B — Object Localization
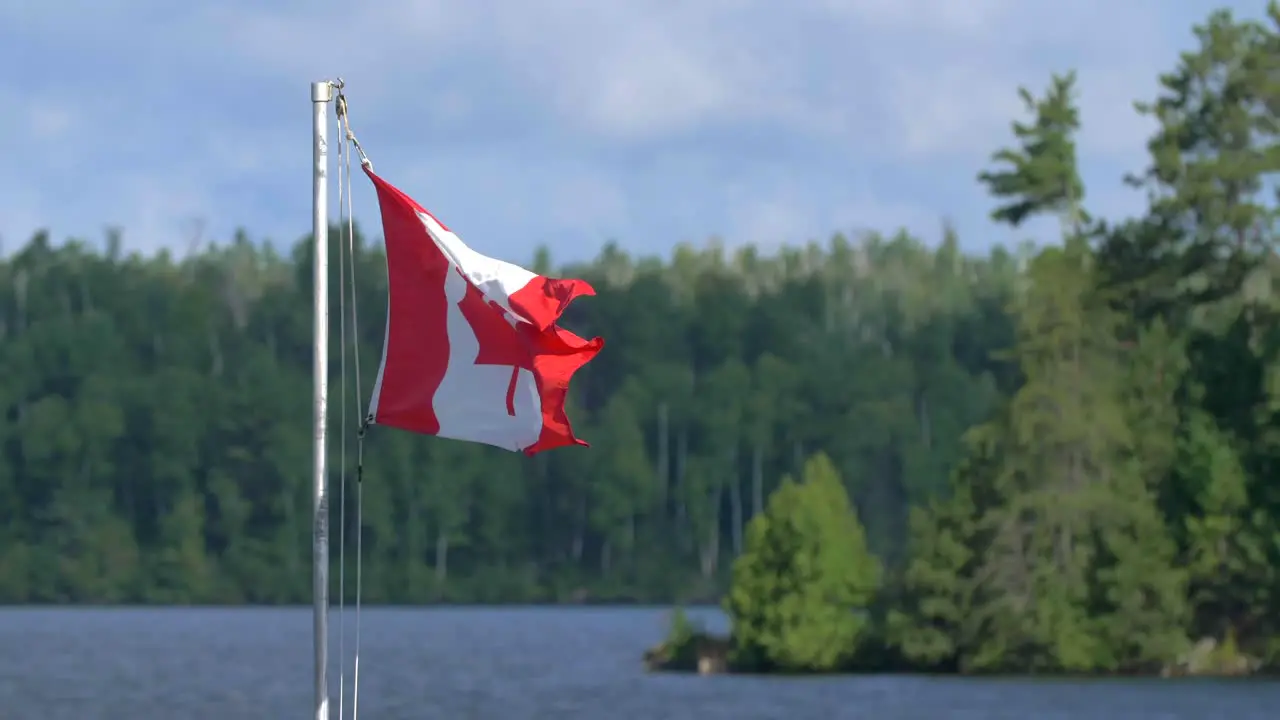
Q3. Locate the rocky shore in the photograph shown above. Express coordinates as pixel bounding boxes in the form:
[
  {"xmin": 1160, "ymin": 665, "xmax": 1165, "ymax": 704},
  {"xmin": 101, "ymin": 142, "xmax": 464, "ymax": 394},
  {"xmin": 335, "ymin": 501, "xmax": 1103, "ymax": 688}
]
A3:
[
  {"xmin": 643, "ymin": 632, "xmax": 1267, "ymax": 678},
  {"xmin": 642, "ymin": 631, "xmax": 733, "ymax": 675},
  {"xmin": 1161, "ymin": 636, "xmax": 1263, "ymax": 677}
]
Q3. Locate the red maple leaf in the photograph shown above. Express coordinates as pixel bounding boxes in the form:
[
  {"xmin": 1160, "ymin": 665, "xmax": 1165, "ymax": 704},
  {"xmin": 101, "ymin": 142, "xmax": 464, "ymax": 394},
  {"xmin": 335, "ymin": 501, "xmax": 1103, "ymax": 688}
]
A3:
[{"xmin": 456, "ymin": 273, "xmax": 533, "ymax": 416}]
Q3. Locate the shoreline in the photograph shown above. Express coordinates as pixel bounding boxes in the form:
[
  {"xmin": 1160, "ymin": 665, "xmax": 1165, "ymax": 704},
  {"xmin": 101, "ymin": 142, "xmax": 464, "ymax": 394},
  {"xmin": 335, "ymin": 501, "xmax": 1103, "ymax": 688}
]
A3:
[
  {"xmin": 0, "ymin": 600, "xmax": 719, "ymax": 609},
  {"xmin": 642, "ymin": 632, "xmax": 1272, "ymax": 679}
]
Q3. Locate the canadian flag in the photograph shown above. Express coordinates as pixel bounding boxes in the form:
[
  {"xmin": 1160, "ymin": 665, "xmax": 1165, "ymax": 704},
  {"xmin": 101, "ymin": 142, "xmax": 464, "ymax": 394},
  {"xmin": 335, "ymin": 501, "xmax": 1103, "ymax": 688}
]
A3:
[{"xmin": 363, "ymin": 166, "xmax": 603, "ymax": 455}]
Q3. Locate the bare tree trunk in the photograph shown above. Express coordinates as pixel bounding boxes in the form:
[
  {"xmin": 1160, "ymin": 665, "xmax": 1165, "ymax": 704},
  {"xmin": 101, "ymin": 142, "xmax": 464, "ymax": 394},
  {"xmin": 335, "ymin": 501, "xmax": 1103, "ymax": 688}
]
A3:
[
  {"xmin": 434, "ymin": 530, "xmax": 449, "ymax": 584},
  {"xmin": 657, "ymin": 402, "xmax": 670, "ymax": 511},
  {"xmin": 919, "ymin": 394, "xmax": 931, "ymax": 451},
  {"xmin": 751, "ymin": 444, "xmax": 764, "ymax": 518},
  {"xmin": 675, "ymin": 428, "xmax": 690, "ymax": 552},
  {"xmin": 729, "ymin": 445, "xmax": 743, "ymax": 556},
  {"xmin": 700, "ymin": 479, "xmax": 723, "ymax": 578},
  {"xmin": 572, "ymin": 493, "xmax": 587, "ymax": 562}
]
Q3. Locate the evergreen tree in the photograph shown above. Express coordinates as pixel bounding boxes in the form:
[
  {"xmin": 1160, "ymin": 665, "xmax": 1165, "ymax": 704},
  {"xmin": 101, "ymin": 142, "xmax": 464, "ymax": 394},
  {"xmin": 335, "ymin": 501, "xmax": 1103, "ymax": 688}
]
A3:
[
  {"xmin": 724, "ymin": 453, "xmax": 880, "ymax": 672},
  {"xmin": 0, "ymin": 4, "xmax": 1278, "ymax": 677}
]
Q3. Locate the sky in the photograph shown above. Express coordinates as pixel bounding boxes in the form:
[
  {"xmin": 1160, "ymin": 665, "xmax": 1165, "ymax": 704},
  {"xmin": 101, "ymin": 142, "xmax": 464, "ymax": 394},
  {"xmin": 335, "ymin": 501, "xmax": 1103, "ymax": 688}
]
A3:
[{"xmin": 0, "ymin": 0, "xmax": 1266, "ymax": 264}]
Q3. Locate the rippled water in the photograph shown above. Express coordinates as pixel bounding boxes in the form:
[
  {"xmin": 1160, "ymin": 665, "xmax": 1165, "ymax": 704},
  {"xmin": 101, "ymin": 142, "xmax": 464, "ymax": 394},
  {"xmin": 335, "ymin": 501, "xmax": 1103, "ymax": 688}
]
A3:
[{"xmin": 0, "ymin": 606, "xmax": 1276, "ymax": 719}]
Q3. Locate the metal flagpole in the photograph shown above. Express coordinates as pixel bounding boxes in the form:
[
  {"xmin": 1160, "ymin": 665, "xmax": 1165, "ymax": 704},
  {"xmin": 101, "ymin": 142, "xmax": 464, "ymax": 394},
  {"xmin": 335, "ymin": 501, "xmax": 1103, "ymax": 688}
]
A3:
[{"xmin": 311, "ymin": 79, "xmax": 334, "ymax": 720}]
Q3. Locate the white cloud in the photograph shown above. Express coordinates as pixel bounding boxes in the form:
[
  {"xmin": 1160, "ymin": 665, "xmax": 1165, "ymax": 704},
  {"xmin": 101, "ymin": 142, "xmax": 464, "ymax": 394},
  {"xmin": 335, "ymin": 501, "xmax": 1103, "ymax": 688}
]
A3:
[
  {"xmin": 25, "ymin": 102, "xmax": 75, "ymax": 140},
  {"xmin": 0, "ymin": 0, "xmax": 1262, "ymax": 256},
  {"xmin": 819, "ymin": 0, "xmax": 1015, "ymax": 35},
  {"xmin": 886, "ymin": 62, "xmax": 1024, "ymax": 158},
  {"xmin": 721, "ymin": 171, "xmax": 940, "ymax": 251}
]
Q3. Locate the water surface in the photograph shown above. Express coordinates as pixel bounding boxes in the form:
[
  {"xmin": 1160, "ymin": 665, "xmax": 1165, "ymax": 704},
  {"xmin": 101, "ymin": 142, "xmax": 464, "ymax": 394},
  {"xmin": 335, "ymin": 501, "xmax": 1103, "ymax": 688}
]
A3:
[{"xmin": 0, "ymin": 606, "xmax": 1274, "ymax": 719}]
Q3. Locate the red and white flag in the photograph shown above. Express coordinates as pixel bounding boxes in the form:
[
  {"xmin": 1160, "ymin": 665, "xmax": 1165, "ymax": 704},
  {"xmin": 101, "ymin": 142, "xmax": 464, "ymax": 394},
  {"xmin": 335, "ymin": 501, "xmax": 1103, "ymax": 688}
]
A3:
[{"xmin": 363, "ymin": 166, "xmax": 603, "ymax": 455}]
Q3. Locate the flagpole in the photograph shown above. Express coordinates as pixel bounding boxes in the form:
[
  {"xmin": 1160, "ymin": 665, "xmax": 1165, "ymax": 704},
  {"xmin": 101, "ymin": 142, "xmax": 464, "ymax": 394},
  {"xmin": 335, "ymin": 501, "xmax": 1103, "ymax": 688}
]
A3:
[{"xmin": 311, "ymin": 79, "xmax": 333, "ymax": 720}]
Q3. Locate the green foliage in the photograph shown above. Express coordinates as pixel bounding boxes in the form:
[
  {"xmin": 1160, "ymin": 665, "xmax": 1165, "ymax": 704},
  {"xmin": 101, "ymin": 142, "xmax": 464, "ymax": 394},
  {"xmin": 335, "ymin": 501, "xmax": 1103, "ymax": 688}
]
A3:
[
  {"xmin": 646, "ymin": 606, "xmax": 725, "ymax": 672},
  {"xmin": 725, "ymin": 453, "xmax": 881, "ymax": 672},
  {"xmin": 978, "ymin": 71, "xmax": 1089, "ymax": 234},
  {"xmin": 0, "ymin": 215, "xmax": 1010, "ymax": 605},
  {"xmin": 1178, "ymin": 410, "xmax": 1276, "ymax": 638},
  {"xmin": 885, "ymin": 486, "xmax": 977, "ymax": 671},
  {"xmin": 665, "ymin": 606, "xmax": 700, "ymax": 646},
  {"xmin": 886, "ymin": 9, "xmax": 1279, "ymax": 673},
  {"xmin": 4, "ymin": 1, "xmax": 1280, "ymax": 680}
]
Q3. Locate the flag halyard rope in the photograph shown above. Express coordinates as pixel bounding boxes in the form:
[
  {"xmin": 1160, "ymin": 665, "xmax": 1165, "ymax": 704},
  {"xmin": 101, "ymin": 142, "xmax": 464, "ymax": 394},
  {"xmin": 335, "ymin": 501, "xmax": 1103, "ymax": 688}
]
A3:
[
  {"xmin": 334, "ymin": 77, "xmax": 368, "ymax": 720},
  {"xmin": 335, "ymin": 80, "xmax": 349, "ymax": 720},
  {"xmin": 335, "ymin": 79, "xmax": 373, "ymax": 172}
]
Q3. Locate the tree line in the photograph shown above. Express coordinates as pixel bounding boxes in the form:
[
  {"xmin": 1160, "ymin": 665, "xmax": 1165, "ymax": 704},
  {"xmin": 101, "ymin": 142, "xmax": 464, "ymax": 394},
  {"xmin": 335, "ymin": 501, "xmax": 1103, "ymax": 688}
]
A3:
[{"xmin": 0, "ymin": 2, "xmax": 1277, "ymax": 672}]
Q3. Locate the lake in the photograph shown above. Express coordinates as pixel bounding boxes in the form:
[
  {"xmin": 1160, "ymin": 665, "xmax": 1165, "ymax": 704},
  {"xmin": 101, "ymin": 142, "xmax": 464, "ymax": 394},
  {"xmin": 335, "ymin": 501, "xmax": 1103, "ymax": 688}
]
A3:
[{"xmin": 0, "ymin": 606, "xmax": 1275, "ymax": 719}]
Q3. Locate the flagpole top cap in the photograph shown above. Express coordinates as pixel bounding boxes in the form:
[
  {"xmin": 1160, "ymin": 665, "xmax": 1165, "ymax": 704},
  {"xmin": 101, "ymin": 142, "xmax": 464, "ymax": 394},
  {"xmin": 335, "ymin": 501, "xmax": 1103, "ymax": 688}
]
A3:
[{"xmin": 311, "ymin": 81, "xmax": 334, "ymax": 103}]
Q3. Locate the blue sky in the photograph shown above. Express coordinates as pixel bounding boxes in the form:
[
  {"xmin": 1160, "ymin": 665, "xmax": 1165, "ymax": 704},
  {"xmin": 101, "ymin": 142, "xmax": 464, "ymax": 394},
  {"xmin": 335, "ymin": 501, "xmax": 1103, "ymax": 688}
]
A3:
[{"xmin": 0, "ymin": 0, "xmax": 1265, "ymax": 264}]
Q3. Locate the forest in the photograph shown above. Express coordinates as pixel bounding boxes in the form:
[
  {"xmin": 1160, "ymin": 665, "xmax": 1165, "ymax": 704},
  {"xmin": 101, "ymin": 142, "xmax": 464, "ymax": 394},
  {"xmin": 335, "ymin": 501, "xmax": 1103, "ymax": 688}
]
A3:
[{"xmin": 0, "ymin": 3, "xmax": 1277, "ymax": 672}]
